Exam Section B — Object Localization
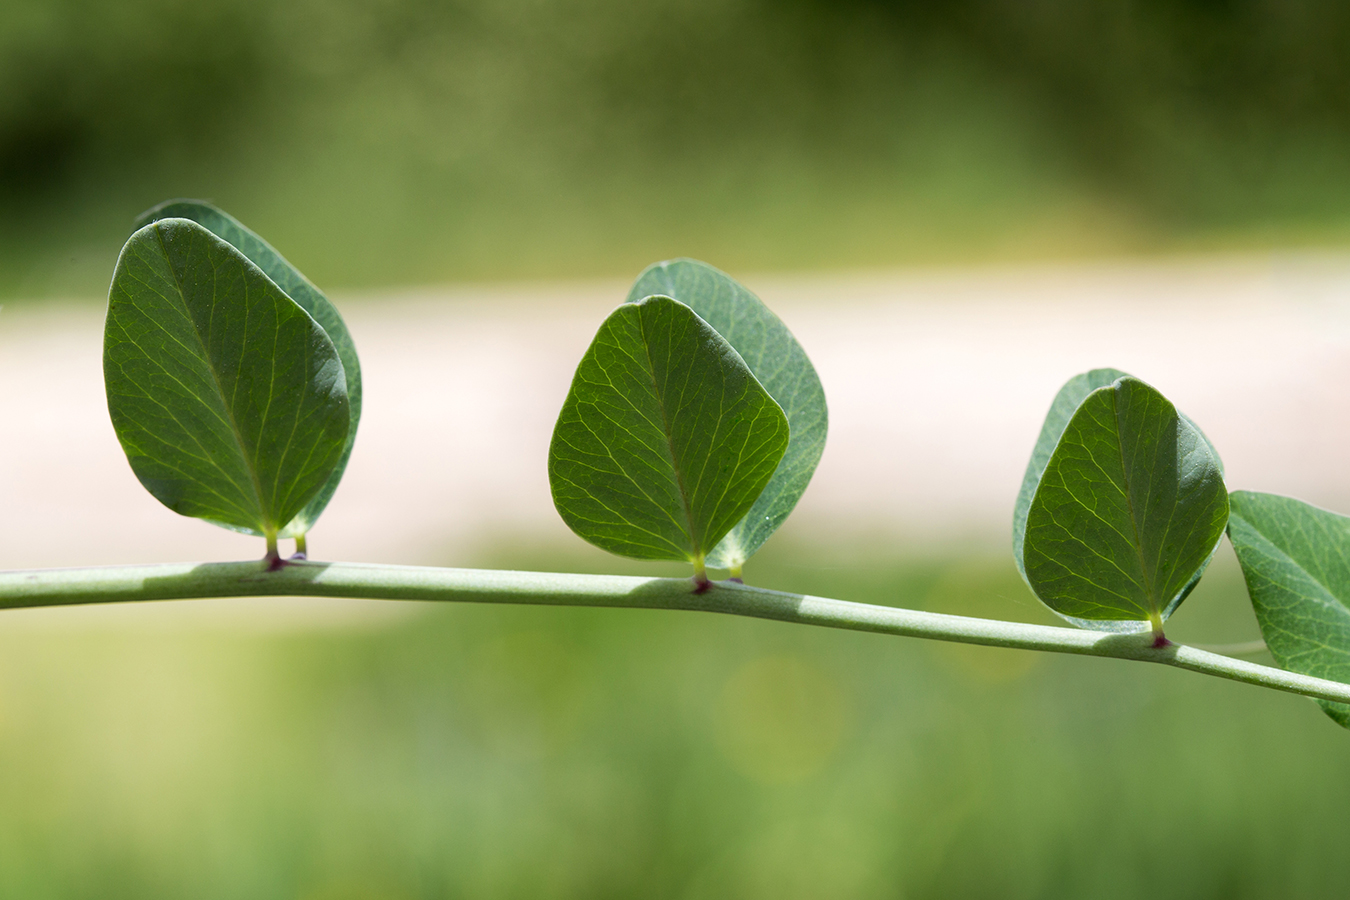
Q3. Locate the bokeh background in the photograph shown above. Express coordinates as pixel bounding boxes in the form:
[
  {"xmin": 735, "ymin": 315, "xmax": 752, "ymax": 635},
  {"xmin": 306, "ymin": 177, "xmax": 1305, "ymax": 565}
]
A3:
[
  {"xmin": 4, "ymin": 1, "xmax": 1350, "ymax": 897},
  {"xmin": 9, "ymin": 0, "xmax": 1350, "ymax": 296}
]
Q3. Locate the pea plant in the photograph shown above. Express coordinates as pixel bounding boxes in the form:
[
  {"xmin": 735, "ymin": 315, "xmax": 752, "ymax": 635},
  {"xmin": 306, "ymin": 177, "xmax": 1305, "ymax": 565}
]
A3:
[{"xmin": 6, "ymin": 199, "xmax": 1350, "ymax": 733}]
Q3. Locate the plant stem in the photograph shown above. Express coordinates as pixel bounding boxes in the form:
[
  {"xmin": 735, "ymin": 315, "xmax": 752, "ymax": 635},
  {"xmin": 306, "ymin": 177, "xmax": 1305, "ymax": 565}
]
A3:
[{"xmin": 0, "ymin": 560, "xmax": 1345, "ymax": 705}]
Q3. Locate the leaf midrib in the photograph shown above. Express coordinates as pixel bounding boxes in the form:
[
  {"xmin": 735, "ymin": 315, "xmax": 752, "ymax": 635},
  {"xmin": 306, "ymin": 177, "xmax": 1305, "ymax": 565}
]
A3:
[
  {"xmin": 156, "ymin": 224, "xmax": 271, "ymax": 533},
  {"xmin": 1111, "ymin": 386, "xmax": 1158, "ymax": 620},
  {"xmin": 638, "ymin": 307, "xmax": 699, "ymax": 561}
]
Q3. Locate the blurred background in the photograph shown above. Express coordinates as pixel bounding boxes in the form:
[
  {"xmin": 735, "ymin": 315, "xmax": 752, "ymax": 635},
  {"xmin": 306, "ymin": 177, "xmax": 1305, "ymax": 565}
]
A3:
[
  {"xmin": 9, "ymin": 0, "xmax": 1350, "ymax": 296},
  {"xmin": 4, "ymin": 1, "xmax": 1350, "ymax": 897}
]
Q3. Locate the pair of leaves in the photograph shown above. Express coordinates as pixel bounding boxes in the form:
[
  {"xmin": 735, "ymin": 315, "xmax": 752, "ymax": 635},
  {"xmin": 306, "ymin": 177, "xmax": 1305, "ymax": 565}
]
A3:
[
  {"xmin": 1014, "ymin": 371, "xmax": 1229, "ymax": 632},
  {"xmin": 626, "ymin": 261, "xmax": 828, "ymax": 569},
  {"xmin": 549, "ymin": 260, "xmax": 827, "ymax": 575},
  {"xmin": 105, "ymin": 201, "xmax": 361, "ymax": 544},
  {"xmin": 1019, "ymin": 371, "xmax": 1350, "ymax": 730}
]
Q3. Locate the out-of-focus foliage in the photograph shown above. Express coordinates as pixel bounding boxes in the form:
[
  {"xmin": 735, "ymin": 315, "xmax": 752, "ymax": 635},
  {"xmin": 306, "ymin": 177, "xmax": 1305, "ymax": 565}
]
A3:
[
  {"xmin": 834, "ymin": 0, "xmax": 1350, "ymax": 214},
  {"xmin": 6, "ymin": 0, "xmax": 1350, "ymax": 295},
  {"xmin": 0, "ymin": 0, "xmax": 275, "ymax": 196}
]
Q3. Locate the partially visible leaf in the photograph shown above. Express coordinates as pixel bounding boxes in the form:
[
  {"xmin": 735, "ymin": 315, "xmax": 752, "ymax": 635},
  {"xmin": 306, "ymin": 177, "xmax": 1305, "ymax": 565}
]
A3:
[
  {"xmin": 628, "ymin": 259, "xmax": 826, "ymax": 571},
  {"xmin": 105, "ymin": 218, "xmax": 349, "ymax": 541},
  {"xmin": 548, "ymin": 295, "xmax": 789, "ymax": 571},
  {"xmin": 1013, "ymin": 368, "xmax": 1127, "ymax": 581},
  {"xmin": 1022, "ymin": 376, "xmax": 1228, "ymax": 632},
  {"xmin": 134, "ymin": 199, "xmax": 361, "ymax": 537},
  {"xmin": 1228, "ymin": 491, "xmax": 1350, "ymax": 728}
]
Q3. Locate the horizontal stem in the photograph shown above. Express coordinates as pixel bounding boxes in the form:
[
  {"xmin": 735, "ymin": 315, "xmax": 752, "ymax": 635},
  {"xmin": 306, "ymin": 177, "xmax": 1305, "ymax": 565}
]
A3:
[{"xmin": 1, "ymin": 560, "xmax": 1346, "ymax": 706}]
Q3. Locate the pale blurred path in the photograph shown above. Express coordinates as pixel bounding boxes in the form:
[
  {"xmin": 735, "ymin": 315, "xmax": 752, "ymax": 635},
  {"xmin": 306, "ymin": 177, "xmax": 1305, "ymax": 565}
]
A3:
[{"xmin": 4, "ymin": 253, "xmax": 1350, "ymax": 574}]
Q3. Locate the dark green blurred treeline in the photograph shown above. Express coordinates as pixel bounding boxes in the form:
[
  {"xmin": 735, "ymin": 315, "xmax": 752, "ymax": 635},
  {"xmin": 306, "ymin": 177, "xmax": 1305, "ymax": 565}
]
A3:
[{"xmin": 5, "ymin": 0, "xmax": 1350, "ymax": 295}]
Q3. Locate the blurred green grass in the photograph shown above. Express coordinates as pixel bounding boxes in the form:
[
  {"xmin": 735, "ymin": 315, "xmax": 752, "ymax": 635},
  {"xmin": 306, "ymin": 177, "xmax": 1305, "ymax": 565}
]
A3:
[
  {"xmin": 0, "ymin": 539, "xmax": 1343, "ymax": 899},
  {"xmin": 8, "ymin": 0, "xmax": 1350, "ymax": 298}
]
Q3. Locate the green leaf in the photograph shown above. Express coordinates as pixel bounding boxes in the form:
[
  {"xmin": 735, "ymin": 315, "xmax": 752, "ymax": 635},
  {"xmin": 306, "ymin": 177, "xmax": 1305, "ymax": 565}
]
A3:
[
  {"xmin": 105, "ymin": 218, "xmax": 350, "ymax": 542},
  {"xmin": 627, "ymin": 259, "xmax": 826, "ymax": 571},
  {"xmin": 1013, "ymin": 368, "xmax": 1128, "ymax": 581},
  {"xmin": 1228, "ymin": 491, "xmax": 1350, "ymax": 728},
  {"xmin": 548, "ymin": 295, "xmax": 790, "ymax": 573},
  {"xmin": 1021, "ymin": 376, "xmax": 1229, "ymax": 632},
  {"xmin": 134, "ymin": 200, "xmax": 361, "ymax": 536}
]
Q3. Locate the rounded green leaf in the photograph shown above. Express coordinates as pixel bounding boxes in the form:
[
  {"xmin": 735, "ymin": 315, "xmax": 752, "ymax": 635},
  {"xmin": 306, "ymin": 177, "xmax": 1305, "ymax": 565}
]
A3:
[
  {"xmin": 627, "ymin": 260, "xmax": 826, "ymax": 571},
  {"xmin": 549, "ymin": 295, "xmax": 790, "ymax": 568},
  {"xmin": 1022, "ymin": 376, "xmax": 1228, "ymax": 632},
  {"xmin": 1013, "ymin": 368, "xmax": 1128, "ymax": 581},
  {"xmin": 1228, "ymin": 491, "xmax": 1350, "ymax": 728},
  {"xmin": 105, "ymin": 218, "xmax": 350, "ymax": 540},
  {"xmin": 134, "ymin": 199, "xmax": 361, "ymax": 537}
]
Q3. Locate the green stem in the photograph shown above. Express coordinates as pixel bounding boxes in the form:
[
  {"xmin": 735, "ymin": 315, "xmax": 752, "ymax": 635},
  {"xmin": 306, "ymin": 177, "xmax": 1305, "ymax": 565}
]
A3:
[{"xmin": 0, "ymin": 561, "xmax": 1345, "ymax": 705}]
